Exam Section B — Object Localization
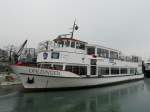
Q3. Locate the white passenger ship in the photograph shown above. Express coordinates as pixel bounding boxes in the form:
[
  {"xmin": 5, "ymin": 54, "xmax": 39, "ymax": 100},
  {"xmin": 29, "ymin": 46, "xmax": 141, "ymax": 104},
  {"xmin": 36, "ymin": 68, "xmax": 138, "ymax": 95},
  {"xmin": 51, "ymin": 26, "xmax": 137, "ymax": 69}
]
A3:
[{"xmin": 11, "ymin": 22, "xmax": 144, "ymax": 90}]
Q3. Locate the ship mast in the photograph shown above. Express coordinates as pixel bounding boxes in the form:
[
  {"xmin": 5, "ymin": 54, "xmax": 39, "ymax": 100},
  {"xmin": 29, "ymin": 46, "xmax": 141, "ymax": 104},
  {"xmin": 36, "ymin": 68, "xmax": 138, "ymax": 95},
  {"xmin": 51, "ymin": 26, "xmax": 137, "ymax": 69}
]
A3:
[{"xmin": 70, "ymin": 19, "xmax": 78, "ymax": 39}]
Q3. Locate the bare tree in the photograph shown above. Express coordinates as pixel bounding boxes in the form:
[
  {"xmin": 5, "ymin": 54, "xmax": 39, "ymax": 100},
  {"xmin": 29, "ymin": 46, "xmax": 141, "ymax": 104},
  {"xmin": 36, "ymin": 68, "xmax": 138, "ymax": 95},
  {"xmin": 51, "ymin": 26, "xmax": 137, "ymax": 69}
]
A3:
[{"xmin": 3, "ymin": 45, "xmax": 17, "ymax": 63}]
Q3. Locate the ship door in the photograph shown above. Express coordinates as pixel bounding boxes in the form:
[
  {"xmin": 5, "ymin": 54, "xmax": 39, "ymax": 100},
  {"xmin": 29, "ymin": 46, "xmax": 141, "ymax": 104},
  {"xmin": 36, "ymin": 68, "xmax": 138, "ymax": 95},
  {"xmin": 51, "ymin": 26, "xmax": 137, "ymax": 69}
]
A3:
[{"xmin": 90, "ymin": 59, "xmax": 97, "ymax": 75}]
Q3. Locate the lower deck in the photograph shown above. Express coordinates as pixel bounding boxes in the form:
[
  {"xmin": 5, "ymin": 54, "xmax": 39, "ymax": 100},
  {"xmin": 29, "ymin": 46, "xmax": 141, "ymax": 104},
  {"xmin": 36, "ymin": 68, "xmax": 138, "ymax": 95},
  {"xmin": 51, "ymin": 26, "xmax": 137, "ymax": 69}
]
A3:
[{"xmin": 37, "ymin": 63, "xmax": 141, "ymax": 77}]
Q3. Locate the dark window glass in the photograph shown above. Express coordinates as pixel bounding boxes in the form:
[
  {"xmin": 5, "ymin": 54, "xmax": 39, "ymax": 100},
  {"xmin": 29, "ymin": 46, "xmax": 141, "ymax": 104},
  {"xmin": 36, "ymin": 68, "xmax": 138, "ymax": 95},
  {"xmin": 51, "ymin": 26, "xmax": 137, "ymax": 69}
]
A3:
[
  {"xmin": 53, "ymin": 65, "xmax": 63, "ymax": 70},
  {"xmin": 76, "ymin": 42, "xmax": 85, "ymax": 50},
  {"xmin": 41, "ymin": 64, "xmax": 52, "ymax": 69},
  {"xmin": 58, "ymin": 41, "xmax": 63, "ymax": 47},
  {"xmin": 71, "ymin": 42, "xmax": 75, "ymax": 48},
  {"xmin": 72, "ymin": 66, "xmax": 79, "ymax": 75},
  {"xmin": 76, "ymin": 42, "xmax": 80, "ymax": 49},
  {"xmin": 125, "ymin": 56, "xmax": 132, "ymax": 62},
  {"xmin": 87, "ymin": 47, "xmax": 95, "ymax": 55},
  {"xmin": 121, "ymin": 68, "xmax": 127, "ymax": 74},
  {"xmin": 130, "ymin": 68, "xmax": 137, "ymax": 74},
  {"xmin": 111, "ymin": 68, "xmax": 119, "ymax": 74},
  {"xmin": 66, "ymin": 65, "xmax": 87, "ymax": 75},
  {"xmin": 79, "ymin": 66, "xmax": 87, "ymax": 75},
  {"xmin": 91, "ymin": 59, "xmax": 96, "ymax": 65},
  {"xmin": 98, "ymin": 67, "xmax": 109, "ymax": 75},
  {"xmin": 132, "ymin": 56, "xmax": 139, "ymax": 62},
  {"xmin": 97, "ymin": 48, "xmax": 109, "ymax": 58},
  {"xmin": 51, "ymin": 52, "xmax": 59, "ymax": 59},
  {"xmin": 66, "ymin": 65, "xmax": 72, "ymax": 72},
  {"xmin": 110, "ymin": 51, "xmax": 118, "ymax": 59},
  {"xmin": 61, "ymin": 41, "xmax": 64, "ymax": 47},
  {"xmin": 65, "ymin": 41, "xmax": 70, "ymax": 47},
  {"xmin": 91, "ymin": 66, "xmax": 96, "ymax": 75},
  {"xmin": 79, "ymin": 44, "xmax": 85, "ymax": 50}
]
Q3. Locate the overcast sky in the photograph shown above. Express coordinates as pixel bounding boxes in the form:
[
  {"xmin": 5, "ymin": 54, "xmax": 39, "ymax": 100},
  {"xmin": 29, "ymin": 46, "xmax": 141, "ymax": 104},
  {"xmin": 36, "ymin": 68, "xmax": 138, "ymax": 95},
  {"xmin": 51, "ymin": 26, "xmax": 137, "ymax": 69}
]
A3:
[{"xmin": 0, "ymin": 0, "xmax": 150, "ymax": 59}]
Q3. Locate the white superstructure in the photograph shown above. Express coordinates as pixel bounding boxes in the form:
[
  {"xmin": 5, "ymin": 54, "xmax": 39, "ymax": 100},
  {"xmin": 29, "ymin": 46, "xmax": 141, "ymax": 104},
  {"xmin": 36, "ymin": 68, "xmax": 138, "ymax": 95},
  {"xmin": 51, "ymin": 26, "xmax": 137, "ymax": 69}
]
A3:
[{"xmin": 11, "ymin": 23, "xmax": 144, "ymax": 90}]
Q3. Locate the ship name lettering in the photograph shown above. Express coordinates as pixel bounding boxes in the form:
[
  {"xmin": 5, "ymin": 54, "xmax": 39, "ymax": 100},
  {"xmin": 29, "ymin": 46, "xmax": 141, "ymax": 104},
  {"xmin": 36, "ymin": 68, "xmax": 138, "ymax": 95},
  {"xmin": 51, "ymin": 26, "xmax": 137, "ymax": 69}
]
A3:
[{"xmin": 28, "ymin": 68, "xmax": 61, "ymax": 76}]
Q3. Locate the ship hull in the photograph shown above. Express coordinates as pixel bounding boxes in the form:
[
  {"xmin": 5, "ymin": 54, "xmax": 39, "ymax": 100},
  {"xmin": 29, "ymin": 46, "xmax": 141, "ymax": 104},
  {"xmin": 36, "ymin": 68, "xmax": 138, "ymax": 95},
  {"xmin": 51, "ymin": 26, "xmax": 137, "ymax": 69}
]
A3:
[
  {"xmin": 11, "ymin": 65, "xmax": 144, "ymax": 90},
  {"xmin": 20, "ymin": 73, "xmax": 144, "ymax": 90}
]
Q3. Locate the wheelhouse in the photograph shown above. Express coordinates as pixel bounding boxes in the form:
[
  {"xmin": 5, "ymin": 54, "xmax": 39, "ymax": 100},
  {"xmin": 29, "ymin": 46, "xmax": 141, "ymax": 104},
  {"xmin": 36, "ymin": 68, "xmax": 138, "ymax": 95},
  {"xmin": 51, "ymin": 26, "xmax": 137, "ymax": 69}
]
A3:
[{"xmin": 53, "ymin": 36, "xmax": 87, "ymax": 50}]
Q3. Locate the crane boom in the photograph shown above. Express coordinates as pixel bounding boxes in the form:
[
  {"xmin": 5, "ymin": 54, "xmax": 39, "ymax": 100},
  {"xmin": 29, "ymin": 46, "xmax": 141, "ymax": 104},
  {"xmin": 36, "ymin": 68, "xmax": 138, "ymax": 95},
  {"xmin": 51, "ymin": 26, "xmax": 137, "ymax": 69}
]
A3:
[{"xmin": 17, "ymin": 40, "xmax": 27, "ymax": 57}]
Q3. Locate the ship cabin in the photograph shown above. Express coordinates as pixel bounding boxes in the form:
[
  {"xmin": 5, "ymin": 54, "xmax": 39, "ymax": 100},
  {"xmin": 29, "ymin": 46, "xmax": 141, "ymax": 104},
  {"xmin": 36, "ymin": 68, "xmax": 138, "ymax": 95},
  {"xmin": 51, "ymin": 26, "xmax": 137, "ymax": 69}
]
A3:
[
  {"xmin": 37, "ymin": 36, "xmax": 142, "ymax": 77},
  {"xmin": 37, "ymin": 36, "xmax": 88, "ymax": 76}
]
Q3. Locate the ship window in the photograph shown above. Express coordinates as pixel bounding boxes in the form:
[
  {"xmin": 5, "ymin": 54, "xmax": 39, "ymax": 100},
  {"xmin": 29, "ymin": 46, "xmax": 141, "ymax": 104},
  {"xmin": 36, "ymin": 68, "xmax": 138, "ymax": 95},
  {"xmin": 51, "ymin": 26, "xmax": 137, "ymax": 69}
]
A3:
[
  {"xmin": 79, "ymin": 66, "xmax": 87, "ymax": 75},
  {"xmin": 57, "ymin": 41, "xmax": 63, "ymax": 47},
  {"xmin": 71, "ymin": 41, "xmax": 75, "ymax": 48},
  {"xmin": 130, "ymin": 68, "xmax": 137, "ymax": 74},
  {"xmin": 97, "ymin": 48, "xmax": 109, "ymax": 58},
  {"xmin": 61, "ymin": 41, "xmax": 64, "ymax": 47},
  {"xmin": 98, "ymin": 67, "xmax": 109, "ymax": 75},
  {"xmin": 66, "ymin": 65, "xmax": 72, "ymax": 72},
  {"xmin": 87, "ymin": 47, "xmax": 95, "ymax": 55},
  {"xmin": 79, "ymin": 43, "xmax": 85, "ymax": 50},
  {"xmin": 76, "ymin": 42, "xmax": 80, "ymax": 49},
  {"xmin": 53, "ymin": 65, "xmax": 63, "ymax": 70},
  {"xmin": 51, "ymin": 52, "xmax": 59, "ymax": 59},
  {"xmin": 76, "ymin": 42, "xmax": 85, "ymax": 50},
  {"xmin": 132, "ymin": 56, "xmax": 139, "ymax": 62},
  {"xmin": 72, "ymin": 66, "xmax": 79, "ymax": 75},
  {"xmin": 111, "ymin": 68, "xmax": 119, "ymax": 74},
  {"xmin": 44, "ymin": 64, "xmax": 52, "ymax": 69},
  {"xmin": 65, "ymin": 65, "xmax": 87, "ymax": 75},
  {"xmin": 91, "ymin": 59, "xmax": 96, "ymax": 65},
  {"xmin": 65, "ymin": 41, "xmax": 70, "ymax": 47},
  {"xmin": 125, "ymin": 56, "xmax": 132, "ymax": 62},
  {"xmin": 121, "ymin": 68, "xmax": 127, "ymax": 74},
  {"xmin": 91, "ymin": 66, "xmax": 96, "ymax": 75},
  {"xmin": 110, "ymin": 51, "xmax": 118, "ymax": 59},
  {"xmin": 41, "ymin": 64, "xmax": 52, "ymax": 69}
]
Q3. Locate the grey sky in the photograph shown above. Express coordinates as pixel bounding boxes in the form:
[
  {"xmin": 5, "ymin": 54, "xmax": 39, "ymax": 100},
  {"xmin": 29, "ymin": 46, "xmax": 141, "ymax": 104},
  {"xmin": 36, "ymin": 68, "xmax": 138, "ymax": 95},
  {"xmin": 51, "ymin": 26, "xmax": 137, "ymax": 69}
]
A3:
[{"xmin": 0, "ymin": 0, "xmax": 150, "ymax": 59}]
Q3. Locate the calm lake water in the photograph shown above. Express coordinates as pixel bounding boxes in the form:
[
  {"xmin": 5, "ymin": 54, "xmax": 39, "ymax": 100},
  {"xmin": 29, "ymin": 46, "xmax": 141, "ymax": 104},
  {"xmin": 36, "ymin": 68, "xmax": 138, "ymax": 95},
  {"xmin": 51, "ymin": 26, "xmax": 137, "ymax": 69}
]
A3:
[{"xmin": 1, "ymin": 79, "xmax": 150, "ymax": 112}]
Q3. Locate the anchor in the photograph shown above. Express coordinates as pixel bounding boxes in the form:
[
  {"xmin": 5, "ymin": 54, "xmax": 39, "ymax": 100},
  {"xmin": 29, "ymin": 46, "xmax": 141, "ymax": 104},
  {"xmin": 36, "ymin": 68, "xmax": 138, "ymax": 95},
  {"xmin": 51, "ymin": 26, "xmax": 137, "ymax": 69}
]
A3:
[{"xmin": 27, "ymin": 77, "xmax": 34, "ymax": 84}]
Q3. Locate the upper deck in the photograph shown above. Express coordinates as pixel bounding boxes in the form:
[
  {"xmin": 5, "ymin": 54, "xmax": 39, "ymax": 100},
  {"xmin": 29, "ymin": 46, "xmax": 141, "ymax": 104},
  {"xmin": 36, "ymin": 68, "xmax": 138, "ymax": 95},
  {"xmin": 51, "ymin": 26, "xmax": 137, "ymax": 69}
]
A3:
[{"xmin": 37, "ymin": 35, "xmax": 141, "ymax": 64}]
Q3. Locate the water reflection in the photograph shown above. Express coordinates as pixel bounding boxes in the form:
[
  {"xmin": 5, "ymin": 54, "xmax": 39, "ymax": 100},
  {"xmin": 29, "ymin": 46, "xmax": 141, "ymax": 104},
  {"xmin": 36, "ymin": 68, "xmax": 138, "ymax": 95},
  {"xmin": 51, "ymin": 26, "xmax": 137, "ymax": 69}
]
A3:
[
  {"xmin": 13, "ymin": 81, "xmax": 144, "ymax": 112},
  {"xmin": 0, "ymin": 85, "xmax": 22, "ymax": 112}
]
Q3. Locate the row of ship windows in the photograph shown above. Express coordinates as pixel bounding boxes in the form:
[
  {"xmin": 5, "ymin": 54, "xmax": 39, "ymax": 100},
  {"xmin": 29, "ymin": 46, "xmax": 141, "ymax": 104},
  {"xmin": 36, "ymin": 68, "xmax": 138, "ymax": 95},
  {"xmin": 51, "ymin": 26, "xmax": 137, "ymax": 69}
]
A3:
[
  {"xmin": 98, "ymin": 67, "xmax": 137, "ymax": 75},
  {"xmin": 87, "ymin": 47, "xmax": 118, "ymax": 59},
  {"xmin": 51, "ymin": 52, "xmax": 139, "ymax": 64},
  {"xmin": 39, "ymin": 41, "xmax": 86, "ymax": 51},
  {"xmin": 39, "ymin": 64, "xmax": 137, "ymax": 76},
  {"xmin": 87, "ymin": 47, "xmax": 139, "ymax": 62},
  {"xmin": 66, "ymin": 66, "xmax": 137, "ymax": 76},
  {"xmin": 55, "ymin": 41, "xmax": 85, "ymax": 50},
  {"xmin": 40, "ymin": 64, "xmax": 87, "ymax": 75}
]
